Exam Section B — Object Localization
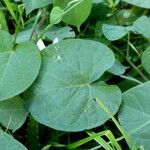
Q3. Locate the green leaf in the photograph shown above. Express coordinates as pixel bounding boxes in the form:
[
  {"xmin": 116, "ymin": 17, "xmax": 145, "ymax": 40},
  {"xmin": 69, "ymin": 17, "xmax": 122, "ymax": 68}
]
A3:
[
  {"xmin": 45, "ymin": 26, "xmax": 75, "ymax": 41},
  {"xmin": 0, "ymin": 129, "xmax": 27, "ymax": 150},
  {"xmin": 102, "ymin": 24, "xmax": 130, "ymax": 41},
  {"xmin": 23, "ymin": 0, "xmax": 53, "ymax": 14},
  {"xmin": 107, "ymin": 59, "xmax": 127, "ymax": 75},
  {"xmin": 132, "ymin": 16, "xmax": 150, "ymax": 39},
  {"xmin": 25, "ymin": 39, "xmax": 122, "ymax": 131},
  {"xmin": 0, "ymin": 10, "xmax": 8, "ymax": 31},
  {"xmin": 0, "ymin": 30, "xmax": 41, "ymax": 101},
  {"xmin": 142, "ymin": 47, "xmax": 150, "ymax": 75},
  {"xmin": 50, "ymin": 7, "xmax": 64, "ymax": 25},
  {"xmin": 15, "ymin": 28, "xmax": 32, "ymax": 44},
  {"xmin": 54, "ymin": 0, "xmax": 92, "ymax": 28},
  {"xmin": 118, "ymin": 82, "xmax": 150, "ymax": 150},
  {"xmin": 0, "ymin": 96, "xmax": 28, "ymax": 132},
  {"xmin": 121, "ymin": 0, "xmax": 150, "ymax": 9}
]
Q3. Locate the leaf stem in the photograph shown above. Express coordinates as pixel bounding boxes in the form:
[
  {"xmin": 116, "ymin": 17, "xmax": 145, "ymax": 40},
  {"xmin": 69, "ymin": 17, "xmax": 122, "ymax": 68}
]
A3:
[{"xmin": 95, "ymin": 97, "xmax": 134, "ymax": 150}]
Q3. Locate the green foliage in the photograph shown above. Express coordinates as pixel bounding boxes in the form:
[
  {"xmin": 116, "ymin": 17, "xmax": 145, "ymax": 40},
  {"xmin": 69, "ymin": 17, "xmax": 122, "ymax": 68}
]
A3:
[
  {"xmin": 54, "ymin": 0, "xmax": 92, "ymax": 28},
  {"xmin": 132, "ymin": 16, "xmax": 150, "ymax": 38},
  {"xmin": 0, "ymin": 129, "xmax": 27, "ymax": 150},
  {"xmin": 50, "ymin": 7, "xmax": 64, "ymax": 25},
  {"xmin": 0, "ymin": 31, "xmax": 41, "ymax": 101},
  {"xmin": 121, "ymin": 0, "xmax": 150, "ymax": 8},
  {"xmin": 119, "ymin": 82, "xmax": 150, "ymax": 150},
  {"xmin": 102, "ymin": 24, "xmax": 130, "ymax": 41},
  {"xmin": 23, "ymin": 0, "xmax": 53, "ymax": 14},
  {"xmin": 25, "ymin": 39, "xmax": 121, "ymax": 131},
  {"xmin": 0, "ymin": 0, "xmax": 150, "ymax": 149},
  {"xmin": 142, "ymin": 47, "xmax": 150, "ymax": 75},
  {"xmin": 0, "ymin": 96, "xmax": 28, "ymax": 132}
]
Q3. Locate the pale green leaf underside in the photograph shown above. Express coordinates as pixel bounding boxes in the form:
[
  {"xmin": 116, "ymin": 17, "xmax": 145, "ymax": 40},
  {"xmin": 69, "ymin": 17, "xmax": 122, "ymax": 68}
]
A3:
[
  {"xmin": 25, "ymin": 39, "xmax": 122, "ymax": 131},
  {"xmin": 0, "ymin": 96, "xmax": 28, "ymax": 132},
  {"xmin": 121, "ymin": 0, "xmax": 150, "ymax": 9},
  {"xmin": 107, "ymin": 59, "xmax": 127, "ymax": 75},
  {"xmin": 102, "ymin": 24, "xmax": 129, "ymax": 41},
  {"xmin": 119, "ymin": 82, "xmax": 150, "ymax": 150},
  {"xmin": 0, "ymin": 129, "xmax": 27, "ymax": 150},
  {"xmin": 132, "ymin": 16, "xmax": 150, "ymax": 39},
  {"xmin": 0, "ymin": 31, "xmax": 41, "ymax": 101}
]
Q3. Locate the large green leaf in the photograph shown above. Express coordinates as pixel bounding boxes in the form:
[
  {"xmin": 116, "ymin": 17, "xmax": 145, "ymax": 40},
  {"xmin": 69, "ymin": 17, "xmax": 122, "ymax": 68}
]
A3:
[
  {"xmin": 0, "ymin": 96, "xmax": 28, "ymax": 132},
  {"xmin": 54, "ymin": 0, "xmax": 92, "ymax": 28},
  {"xmin": 0, "ymin": 30, "xmax": 41, "ymax": 101},
  {"xmin": 142, "ymin": 47, "xmax": 150, "ymax": 75},
  {"xmin": 0, "ymin": 129, "xmax": 27, "ymax": 150},
  {"xmin": 132, "ymin": 16, "xmax": 150, "ymax": 39},
  {"xmin": 121, "ymin": 0, "xmax": 150, "ymax": 9},
  {"xmin": 25, "ymin": 39, "xmax": 122, "ymax": 131},
  {"xmin": 23, "ymin": 0, "xmax": 53, "ymax": 14},
  {"xmin": 118, "ymin": 82, "xmax": 150, "ymax": 150}
]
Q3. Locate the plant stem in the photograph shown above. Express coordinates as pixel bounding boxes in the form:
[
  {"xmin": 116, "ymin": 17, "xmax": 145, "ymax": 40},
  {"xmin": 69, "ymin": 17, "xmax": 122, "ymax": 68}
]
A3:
[
  {"xmin": 29, "ymin": 10, "xmax": 43, "ymax": 41},
  {"xmin": 4, "ymin": 0, "xmax": 17, "ymax": 22},
  {"xmin": 126, "ymin": 32, "xmax": 130, "ymax": 59},
  {"xmin": 112, "ymin": 45, "xmax": 149, "ymax": 82},
  {"xmin": 95, "ymin": 98, "xmax": 134, "ymax": 150}
]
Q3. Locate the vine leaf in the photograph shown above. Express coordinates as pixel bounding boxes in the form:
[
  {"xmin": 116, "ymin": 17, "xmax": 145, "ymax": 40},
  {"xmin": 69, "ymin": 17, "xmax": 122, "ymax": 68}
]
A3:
[
  {"xmin": 0, "ymin": 129, "xmax": 27, "ymax": 150},
  {"xmin": 54, "ymin": 0, "xmax": 92, "ymax": 28},
  {"xmin": 25, "ymin": 39, "xmax": 122, "ymax": 131},
  {"xmin": 118, "ymin": 82, "xmax": 150, "ymax": 150},
  {"xmin": 0, "ymin": 96, "xmax": 28, "ymax": 132},
  {"xmin": 0, "ymin": 30, "xmax": 41, "ymax": 101}
]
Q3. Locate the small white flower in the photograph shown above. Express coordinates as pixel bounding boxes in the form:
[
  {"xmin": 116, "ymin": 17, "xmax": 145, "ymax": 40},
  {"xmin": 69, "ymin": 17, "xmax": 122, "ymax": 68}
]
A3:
[
  {"xmin": 37, "ymin": 39, "xmax": 45, "ymax": 51},
  {"xmin": 53, "ymin": 37, "xmax": 59, "ymax": 44}
]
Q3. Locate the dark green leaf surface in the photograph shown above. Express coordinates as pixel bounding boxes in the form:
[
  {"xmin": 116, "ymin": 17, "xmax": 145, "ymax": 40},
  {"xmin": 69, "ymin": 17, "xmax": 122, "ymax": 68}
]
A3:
[
  {"xmin": 25, "ymin": 39, "xmax": 122, "ymax": 131},
  {"xmin": 54, "ymin": 0, "xmax": 92, "ymax": 28}
]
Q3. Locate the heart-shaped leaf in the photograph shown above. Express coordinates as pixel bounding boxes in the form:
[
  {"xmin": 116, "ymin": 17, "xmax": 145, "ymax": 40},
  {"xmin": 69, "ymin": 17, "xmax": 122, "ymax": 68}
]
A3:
[
  {"xmin": 54, "ymin": 0, "xmax": 92, "ymax": 28},
  {"xmin": 0, "ymin": 30, "xmax": 41, "ymax": 101},
  {"xmin": 121, "ymin": 0, "xmax": 150, "ymax": 9},
  {"xmin": 102, "ymin": 24, "xmax": 130, "ymax": 41},
  {"xmin": 0, "ymin": 129, "xmax": 27, "ymax": 150},
  {"xmin": 25, "ymin": 39, "xmax": 122, "ymax": 131},
  {"xmin": 132, "ymin": 16, "xmax": 150, "ymax": 39},
  {"xmin": 0, "ymin": 96, "xmax": 28, "ymax": 132},
  {"xmin": 118, "ymin": 82, "xmax": 150, "ymax": 150}
]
